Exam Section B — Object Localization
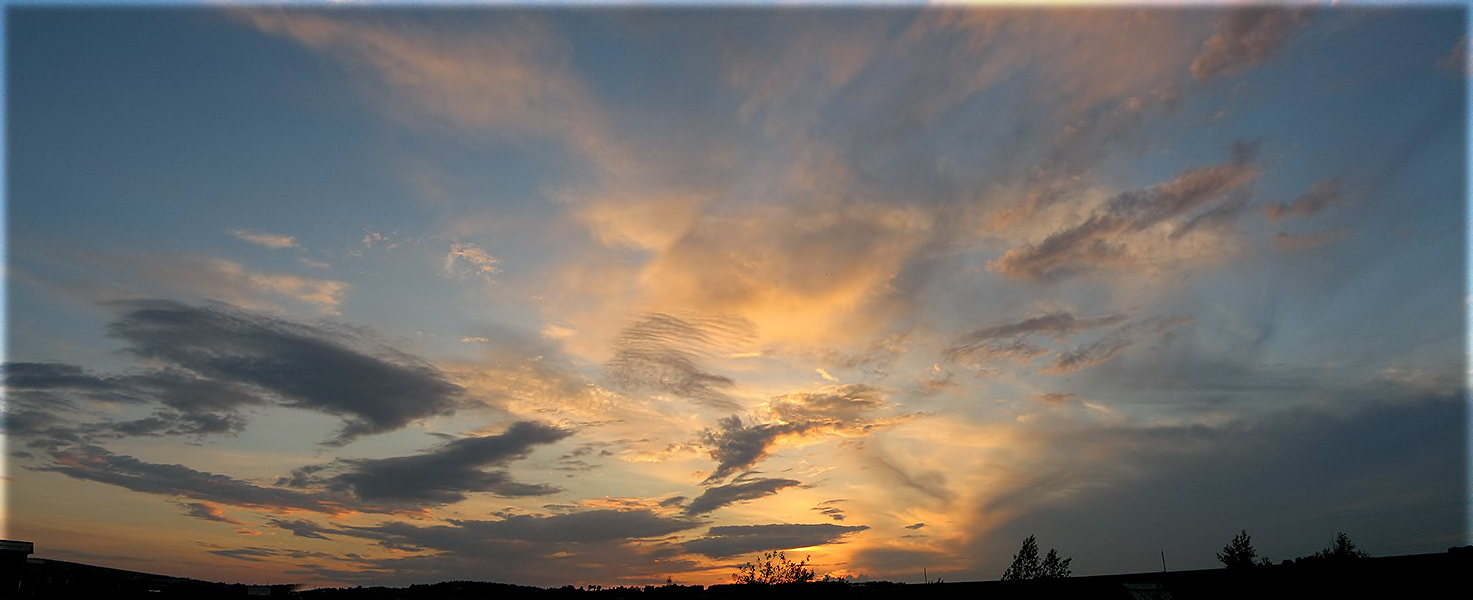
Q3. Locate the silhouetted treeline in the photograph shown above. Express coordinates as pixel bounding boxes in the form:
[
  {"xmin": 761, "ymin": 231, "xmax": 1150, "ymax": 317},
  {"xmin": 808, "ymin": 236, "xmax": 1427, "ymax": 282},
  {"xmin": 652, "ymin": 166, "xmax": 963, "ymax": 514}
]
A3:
[{"xmin": 17, "ymin": 547, "xmax": 1473, "ymax": 599}]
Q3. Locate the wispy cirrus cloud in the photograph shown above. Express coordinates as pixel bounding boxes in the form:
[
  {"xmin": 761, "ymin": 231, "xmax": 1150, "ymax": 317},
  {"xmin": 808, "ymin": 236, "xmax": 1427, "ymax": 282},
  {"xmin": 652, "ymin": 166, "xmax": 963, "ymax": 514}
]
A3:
[
  {"xmin": 238, "ymin": 10, "xmax": 615, "ymax": 166},
  {"xmin": 989, "ymin": 144, "xmax": 1260, "ymax": 282},
  {"xmin": 604, "ymin": 312, "xmax": 755, "ymax": 410},
  {"xmin": 945, "ymin": 312, "xmax": 1126, "ymax": 373},
  {"xmin": 1191, "ymin": 8, "xmax": 1310, "ymax": 82},
  {"xmin": 1040, "ymin": 317, "xmax": 1191, "ymax": 374},
  {"xmin": 17, "ymin": 249, "xmax": 351, "ymax": 315},
  {"xmin": 1267, "ymin": 179, "xmax": 1345, "ymax": 222},
  {"xmin": 229, "ymin": 229, "xmax": 298, "ymax": 250}
]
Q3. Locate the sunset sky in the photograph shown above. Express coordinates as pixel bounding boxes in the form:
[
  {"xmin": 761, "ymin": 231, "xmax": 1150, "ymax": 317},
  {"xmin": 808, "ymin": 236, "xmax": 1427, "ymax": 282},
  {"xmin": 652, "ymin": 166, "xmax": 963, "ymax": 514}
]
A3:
[{"xmin": 3, "ymin": 4, "xmax": 1468, "ymax": 590}]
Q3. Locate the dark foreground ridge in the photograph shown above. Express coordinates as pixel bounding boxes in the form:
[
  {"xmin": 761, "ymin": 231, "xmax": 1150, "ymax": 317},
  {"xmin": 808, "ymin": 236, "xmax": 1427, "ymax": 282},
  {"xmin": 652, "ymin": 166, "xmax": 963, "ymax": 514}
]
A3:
[{"xmin": 7, "ymin": 542, "xmax": 1471, "ymax": 599}]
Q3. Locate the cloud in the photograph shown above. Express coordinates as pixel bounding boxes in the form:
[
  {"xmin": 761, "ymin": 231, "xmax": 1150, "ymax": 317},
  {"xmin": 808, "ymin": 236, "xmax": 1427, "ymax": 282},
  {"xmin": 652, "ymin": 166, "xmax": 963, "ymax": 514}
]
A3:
[
  {"xmin": 1272, "ymin": 229, "xmax": 1352, "ymax": 252},
  {"xmin": 1040, "ymin": 317, "xmax": 1192, "ymax": 374},
  {"xmin": 1437, "ymin": 36, "xmax": 1469, "ymax": 77},
  {"xmin": 107, "ymin": 301, "xmax": 465, "ymax": 445},
  {"xmin": 328, "ymin": 509, "xmax": 703, "ymax": 558},
  {"xmin": 29, "ymin": 250, "xmax": 350, "ymax": 315},
  {"xmin": 945, "ymin": 312, "xmax": 1126, "ymax": 370},
  {"xmin": 605, "ymin": 312, "xmax": 755, "ymax": 409},
  {"xmin": 444, "ymin": 242, "xmax": 500, "ymax": 281},
  {"xmin": 973, "ymin": 394, "xmax": 1464, "ymax": 578},
  {"xmin": 238, "ymin": 10, "xmax": 613, "ymax": 164},
  {"xmin": 684, "ymin": 478, "xmax": 803, "ymax": 516},
  {"xmin": 904, "ymin": 522, "xmax": 925, "ymax": 530},
  {"xmin": 180, "ymin": 501, "xmax": 247, "ymax": 526},
  {"xmin": 813, "ymin": 499, "xmax": 847, "ymax": 522},
  {"xmin": 33, "ymin": 445, "xmax": 358, "ymax": 515},
  {"xmin": 1267, "ymin": 179, "xmax": 1344, "ymax": 222},
  {"xmin": 765, "ymin": 384, "xmax": 888, "ymax": 424},
  {"xmin": 4, "ymin": 361, "xmax": 265, "ymax": 439},
  {"xmin": 209, "ymin": 547, "xmax": 279, "ymax": 562},
  {"xmin": 988, "ymin": 147, "xmax": 1259, "ymax": 282},
  {"xmin": 268, "ymin": 518, "xmax": 335, "ymax": 540},
  {"xmin": 698, "ymin": 384, "xmax": 904, "ymax": 484},
  {"xmin": 310, "ymin": 421, "xmax": 573, "ymax": 505},
  {"xmin": 697, "ymin": 416, "xmax": 816, "ymax": 485},
  {"xmin": 298, "ymin": 510, "xmax": 706, "ymax": 588},
  {"xmin": 1033, "ymin": 393, "xmax": 1077, "ymax": 405},
  {"xmin": 1191, "ymin": 8, "xmax": 1308, "ymax": 81},
  {"xmin": 682, "ymin": 523, "xmax": 869, "ymax": 558},
  {"xmin": 229, "ymin": 229, "xmax": 298, "ymax": 249}
]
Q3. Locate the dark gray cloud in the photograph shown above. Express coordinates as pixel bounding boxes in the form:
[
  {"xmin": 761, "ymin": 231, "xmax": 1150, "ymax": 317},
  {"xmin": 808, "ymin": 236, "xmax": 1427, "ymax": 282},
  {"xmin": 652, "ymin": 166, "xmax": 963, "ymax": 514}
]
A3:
[
  {"xmin": 4, "ymin": 361, "xmax": 265, "ymax": 439},
  {"xmin": 698, "ymin": 416, "xmax": 815, "ymax": 485},
  {"xmin": 697, "ymin": 385, "xmax": 902, "ymax": 484},
  {"xmin": 604, "ymin": 312, "xmax": 754, "ymax": 409},
  {"xmin": 1191, "ymin": 8, "xmax": 1309, "ymax": 81},
  {"xmin": 973, "ymin": 393, "xmax": 1465, "ymax": 579},
  {"xmin": 209, "ymin": 547, "xmax": 279, "ymax": 562},
  {"xmin": 107, "ymin": 300, "xmax": 466, "ymax": 445},
  {"xmin": 32, "ymin": 445, "xmax": 360, "ymax": 514},
  {"xmin": 682, "ymin": 523, "xmax": 869, "ymax": 558},
  {"xmin": 314, "ymin": 421, "xmax": 573, "ymax": 504},
  {"xmin": 268, "ymin": 518, "xmax": 335, "ymax": 540},
  {"xmin": 179, "ymin": 501, "xmax": 247, "ymax": 526},
  {"xmin": 684, "ymin": 478, "xmax": 802, "ymax": 516},
  {"xmin": 904, "ymin": 522, "xmax": 926, "ymax": 530},
  {"xmin": 989, "ymin": 147, "xmax": 1258, "ymax": 282},
  {"xmin": 814, "ymin": 499, "xmax": 847, "ymax": 522}
]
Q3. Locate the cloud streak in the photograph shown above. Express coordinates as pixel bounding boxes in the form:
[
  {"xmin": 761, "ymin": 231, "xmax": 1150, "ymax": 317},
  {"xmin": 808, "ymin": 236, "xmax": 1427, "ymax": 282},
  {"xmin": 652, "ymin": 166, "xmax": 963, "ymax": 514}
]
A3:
[
  {"xmin": 107, "ymin": 301, "xmax": 466, "ymax": 445},
  {"xmin": 296, "ymin": 421, "xmax": 573, "ymax": 505},
  {"xmin": 230, "ymin": 229, "xmax": 299, "ymax": 250},
  {"xmin": 605, "ymin": 312, "xmax": 755, "ymax": 409},
  {"xmin": 683, "ymin": 523, "xmax": 869, "ymax": 558},
  {"xmin": 684, "ymin": 478, "xmax": 803, "ymax": 516},
  {"xmin": 1191, "ymin": 8, "xmax": 1309, "ymax": 81},
  {"xmin": 989, "ymin": 145, "xmax": 1259, "ymax": 281},
  {"xmin": 34, "ymin": 445, "xmax": 360, "ymax": 515}
]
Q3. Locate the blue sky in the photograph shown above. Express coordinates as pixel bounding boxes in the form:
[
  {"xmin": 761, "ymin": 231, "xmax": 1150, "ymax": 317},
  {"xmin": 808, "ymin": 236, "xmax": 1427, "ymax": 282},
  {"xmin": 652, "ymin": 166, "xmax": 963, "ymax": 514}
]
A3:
[{"xmin": 3, "ymin": 4, "xmax": 1467, "ymax": 589}]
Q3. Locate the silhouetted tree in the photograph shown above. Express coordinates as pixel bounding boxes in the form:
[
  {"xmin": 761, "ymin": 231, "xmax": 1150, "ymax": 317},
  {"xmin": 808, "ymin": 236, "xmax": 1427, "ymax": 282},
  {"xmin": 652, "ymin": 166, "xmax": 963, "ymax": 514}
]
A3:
[
  {"xmin": 1002, "ymin": 535, "xmax": 1071, "ymax": 580},
  {"xmin": 1217, "ymin": 530, "xmax": 1266, "ymax": 569},
  {"xmin": 732, "ymin": 551, "xmax": 815, "ymax": 584},
  {"xmin": 1313, "ymin": 532, "xmax": 1371, "ymax": 561},
  {"xmin": 1040, "ymin": 548, "xmax": 1072, "ymax": 579}
]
